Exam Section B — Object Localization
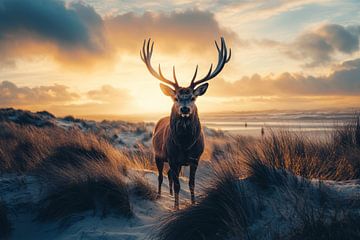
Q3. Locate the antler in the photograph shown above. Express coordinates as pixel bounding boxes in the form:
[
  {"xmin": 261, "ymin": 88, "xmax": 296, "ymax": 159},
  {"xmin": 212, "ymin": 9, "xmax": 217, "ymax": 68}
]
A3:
[
  {"xmin": 140, "ymin": 38, "xmax": 179, "ymax": 89},
  {"xmin": 189, "ymin": 37, "xmax": 231, "ymax": 88}
]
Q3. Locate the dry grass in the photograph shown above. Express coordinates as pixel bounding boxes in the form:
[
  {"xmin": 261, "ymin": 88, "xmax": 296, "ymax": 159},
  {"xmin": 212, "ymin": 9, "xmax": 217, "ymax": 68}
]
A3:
[
  {"xmin": 0, "ymin": 121, "xmax": 159, "ymax": 227},
  {"xmin": 119, "ymin": 146, "xmax": 155, "ymax": 171},
  {"xmin": 155, "ymin": 156, "xmax": 360, "ymax": 240},
  {"xmin": 37, "ymin": 161, "xmax": 132, "ymax": 222},
  {"xmin": 240, "ymin": 117, "xmax": 360, "ymax": 181},
  {"xmin": 130, "ymin": 174, "xmax": 158, "ymax": 201},
  {"xmin": 154, "ymin": 158, "xmax": 259, "ymax": 240},
  {"xmin": 0, "ymin": 122, "xmax": 130, "ymax": 173}
]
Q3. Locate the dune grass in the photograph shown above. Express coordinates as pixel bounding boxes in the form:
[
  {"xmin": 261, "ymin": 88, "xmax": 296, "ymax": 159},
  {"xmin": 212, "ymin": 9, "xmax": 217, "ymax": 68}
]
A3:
[
  {"xmin": 130, "ymin": 174, "xmax": 158, "ymax": 201},
  {"xmin": 155, "ymin": 156, "xmax": 360, "ymax": 240},
  {"xmin": 1, "ymin": 111, "xmax": 359, "ymax": 238},
  {"xmin": 0, "ymin": 122, "xmax": 128, "ymax": 173},
  {"xmin": 154, "ymin": 160, "xmax": 258, "ymax": 240},
  {"xmin": 0, "ymin": 200, "xmax": 11, "ymax": 239},
  {"xmin": 155, "ymin": 116, "xmax": 360, "ymax": 240},
  {"xmin": 0, "ymin": 121, "xmax": 159, "ymax": 227},
  {"xmin": 241, "ymin": 117, "xmax": 360, "ymax": 181},
  {"xmin": 37, "ymin": 161, "xmax": 132, "ymax": 221},
  {"xmin": 291, "ymin": 207, "xmax": 360, "ymax": 240}
]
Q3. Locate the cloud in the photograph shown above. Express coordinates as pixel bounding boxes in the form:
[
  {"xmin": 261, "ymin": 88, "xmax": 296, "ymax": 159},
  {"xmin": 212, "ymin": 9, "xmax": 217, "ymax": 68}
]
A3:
[
  {"xmin": 285, "ymin": 24, "xmax": 360, "ymax": 67},
  {"xmin": 0, "ymin": 0, "xmax": 100, "ymax": 49},
  {"xmin": 0, "ymin": 81, "xmax": 133, "ymax": 115},
  {"xmin": 52, "ymin": 84, "xmax": 134, "ymax": 115},
  {"xmin": 207, "ymin": 58, "xmax": 360, "ymax": 97},
  {"xmin": 0, "ymin": 0, "xmax": 239, "ymax": 69},
  {"xmin": 105, "ymin": 9, "xmax": 239, "ymax": 54},
  {"xmin": 215, "ymin": 0, "xmax": 331, "ymax": 24},
  {"xmin": 0, "ymin": 0, "xmax": 109, "ymax": 68},
  {"xmin": 0, "ymin": 81, "xmax": 79, "ymax": 106}
]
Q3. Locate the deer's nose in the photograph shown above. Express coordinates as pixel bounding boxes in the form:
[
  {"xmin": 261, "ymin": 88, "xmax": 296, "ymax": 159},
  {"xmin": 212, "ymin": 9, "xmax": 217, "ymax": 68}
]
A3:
[{"xmin": 180, "ymin": 106, "xmax": 190, "ymax": 114}]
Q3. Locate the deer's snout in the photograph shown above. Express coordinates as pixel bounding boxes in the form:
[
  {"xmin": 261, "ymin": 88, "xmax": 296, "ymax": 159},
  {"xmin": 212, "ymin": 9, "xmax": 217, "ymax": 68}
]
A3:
[{"xmin": 180, "ymin": 106, "xmax": 190, "ymax": 114}]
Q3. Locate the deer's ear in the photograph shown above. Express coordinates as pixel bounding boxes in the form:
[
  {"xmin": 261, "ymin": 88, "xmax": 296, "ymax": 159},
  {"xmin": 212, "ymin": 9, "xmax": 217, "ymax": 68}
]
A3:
[
  {"xmin": 194, "ymin": 83, "xmax": 209, "ymax": 96},
  {"xmin": 160, "ymin": 84, "xmax": 175, "ymax": 97}
]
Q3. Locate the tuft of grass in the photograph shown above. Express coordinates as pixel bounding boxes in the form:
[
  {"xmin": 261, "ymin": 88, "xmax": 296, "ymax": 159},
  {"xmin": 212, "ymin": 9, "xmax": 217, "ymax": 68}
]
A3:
[
  {"xmin": 130, "ymin": 174, "xmax": 157, "ymax": 201},
  {"xmin": 119, "ymin": 146, "xmax": 156, "ymax": 171},
  {"xmin": 0, "ymin": 122, "xmax": 56, "ymax": 172},
  {"xmin": 0, "ymin": 122, "xmax": 135, "ymax": 174},
  {"xmin": 154, "ymin": 161, "xmax": 258, "ymax": 240},
  {"xmin": 40, "ymin": 144, "xmax": 110, "ymax": 169},
  {"xmin": 0, "ymin": 121, "xmax": 160, "ymax": 226},
  {"xmin": 237, "ymin": 116, "xmax": 360, "ymax": 181},
  {"xmin": 290, "ymin": 207, "xmax": 360, "ymax": 240},
  {"xmin": 244, "ymin": 151, "xmax": 295, "ymax": 189},
  {"xmin": 37, "ymin": 162, "xmax": 132, "ymax": 222},
  {"xmin": 155, "ymin": 155, "xmax": 360, "ymax": 240},
  {"xmin": 0, "ymin": 200, "xmax": 11, "ymax": 238}
]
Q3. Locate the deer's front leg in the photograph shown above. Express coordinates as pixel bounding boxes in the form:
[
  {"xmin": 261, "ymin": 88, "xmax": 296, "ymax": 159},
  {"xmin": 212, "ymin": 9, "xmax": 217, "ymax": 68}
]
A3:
[
  {"xmin": 155, "ymin": 157, "xmax": 164, "ymax": 197},
  {"xmin": 171, "ymin": 166, "xmax": 181, "ymax": 210},
  {"xmin": 189, "ymin": 163, "xmax": 198, "ymax": 204}
]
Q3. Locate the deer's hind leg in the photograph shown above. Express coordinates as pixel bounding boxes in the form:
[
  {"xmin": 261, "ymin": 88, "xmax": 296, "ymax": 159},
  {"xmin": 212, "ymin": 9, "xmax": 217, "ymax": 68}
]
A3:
[
  {"xmin": 155, "ymin": 156, "xmax": 164, "ymax": 197},
  {"xmin": 167, "ymin": 169, "xmax": 173, "ymax": 196}
]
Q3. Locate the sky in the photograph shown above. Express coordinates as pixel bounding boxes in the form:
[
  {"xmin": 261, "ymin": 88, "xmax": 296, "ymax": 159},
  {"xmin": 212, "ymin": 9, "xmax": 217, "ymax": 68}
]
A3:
[{"xmin": 0, "ymin": 0, "xmax": 359, "ymax": 116}]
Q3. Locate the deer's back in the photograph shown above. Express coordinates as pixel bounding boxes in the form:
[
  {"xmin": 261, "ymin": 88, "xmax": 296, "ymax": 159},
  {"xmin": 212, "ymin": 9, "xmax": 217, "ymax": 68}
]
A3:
[{"xmin": 152, "ymin": 116, "xmax": 170, "ymax": 159}]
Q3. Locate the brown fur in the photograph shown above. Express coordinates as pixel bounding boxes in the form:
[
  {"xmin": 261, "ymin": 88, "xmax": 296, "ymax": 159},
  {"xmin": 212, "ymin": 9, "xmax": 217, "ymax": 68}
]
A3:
[{"xmin": 153, "ymin": 106, "xmax": 204, "ymax": 209}]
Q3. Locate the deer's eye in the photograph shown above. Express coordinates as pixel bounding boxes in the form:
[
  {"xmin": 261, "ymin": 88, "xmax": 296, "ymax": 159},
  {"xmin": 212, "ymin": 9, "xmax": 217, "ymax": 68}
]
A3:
[
  {"xmin": 191, "ymin": 97, "xmax": 195, "ymax": 101},
  {"xmin": 174, "ymin": 97, "xmax": 178, "ymax": 102}
]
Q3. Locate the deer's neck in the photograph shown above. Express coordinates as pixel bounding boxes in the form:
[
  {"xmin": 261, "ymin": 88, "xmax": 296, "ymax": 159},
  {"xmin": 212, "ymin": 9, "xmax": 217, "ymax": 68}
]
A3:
[{"xmin": 170, "ymin": 108, "xmax": 201, "ymax": 148}]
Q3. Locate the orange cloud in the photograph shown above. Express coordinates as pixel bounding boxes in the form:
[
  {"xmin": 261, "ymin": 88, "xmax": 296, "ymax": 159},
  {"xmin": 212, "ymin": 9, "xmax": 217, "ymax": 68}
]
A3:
[
  {"xmin": 0, "ymin": 81, "xmax": 133, "ymax": 115},
  {"xmin": 0, "ymin": 81, "xmax": 78, "ymax": 106}
]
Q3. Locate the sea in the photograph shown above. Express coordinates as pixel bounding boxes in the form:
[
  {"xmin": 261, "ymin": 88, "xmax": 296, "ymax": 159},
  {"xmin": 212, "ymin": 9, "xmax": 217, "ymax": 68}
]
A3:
[
  {"xmin": 199, "ymin": 110, "xmax": 359, "ymax": 138},
  {"xmin": 84, "ymin": 109, "xmax": 359, "ymax": 138}
]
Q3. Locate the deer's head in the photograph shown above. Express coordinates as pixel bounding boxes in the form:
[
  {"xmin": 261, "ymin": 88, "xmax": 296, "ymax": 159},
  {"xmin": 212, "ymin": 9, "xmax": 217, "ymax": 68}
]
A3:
[{"xmin": 140, "ymin": 37, "xmax": 231, "ymax": 118}]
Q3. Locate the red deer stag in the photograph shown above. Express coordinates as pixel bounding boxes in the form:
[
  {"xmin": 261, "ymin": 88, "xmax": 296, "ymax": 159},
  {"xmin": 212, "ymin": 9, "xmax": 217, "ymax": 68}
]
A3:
[{"xmin": 140, "ymin": 37, "xmax": 231, "ymax": 209}]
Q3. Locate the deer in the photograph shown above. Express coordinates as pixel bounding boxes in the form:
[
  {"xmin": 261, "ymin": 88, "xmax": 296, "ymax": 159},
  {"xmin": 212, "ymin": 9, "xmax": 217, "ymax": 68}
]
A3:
[{"xmin": 140, "ymin": 37, "xmax": 231, "ymax": 209}]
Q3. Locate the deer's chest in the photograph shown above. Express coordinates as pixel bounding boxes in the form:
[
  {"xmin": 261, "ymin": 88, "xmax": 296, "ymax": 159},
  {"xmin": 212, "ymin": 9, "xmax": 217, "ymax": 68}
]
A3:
[{"xmin": 166, "ymin": 132, "xmax": 203, "ymax": 165}]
